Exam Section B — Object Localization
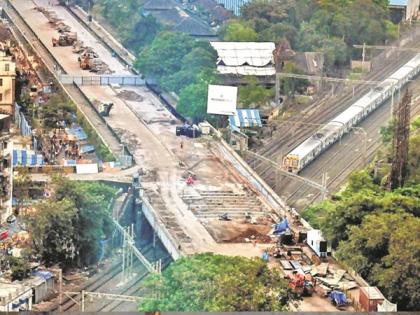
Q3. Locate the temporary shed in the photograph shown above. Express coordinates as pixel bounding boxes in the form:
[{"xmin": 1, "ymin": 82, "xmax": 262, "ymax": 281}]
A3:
[
  {"xmin": 359, "ymin": 286, "xmax": 385, "ymax": 312},
  {"xmin": 25, "ymin": 271, "xmax": 54, "ymax": 304},
  {"xmin": 0, "ymin": 283, "xmax": 32, "ymax": 312},
  {"xmin": 229, "ymin": 109, "xmax": 262, "ymax": 128},
  {"xmin": 210, "ymin": 42, "xmax": 276, "ymax": 76},
  {"xmin": 12, "ymin": 150, "xmax": 44, "ymax": 167},
  {"xmin": 389, "ymin": 0, "xmax": 419, "ymax": 21},
  {"xmin": 306, "ymin": 229, "xmax": 328, "ymax": 258}
]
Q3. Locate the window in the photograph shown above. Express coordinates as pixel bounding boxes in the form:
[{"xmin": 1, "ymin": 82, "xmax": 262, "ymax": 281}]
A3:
[
  {"xmin": 0, "ymin": 79, "xmax": 3, "ymax": 86},
  {"xmin": 4, "ymin": 64, "xmax": 9, "ymax": 72},
  {"xmin": 0, "ymin": 93, "xmax": 3, "ymax": 102}
]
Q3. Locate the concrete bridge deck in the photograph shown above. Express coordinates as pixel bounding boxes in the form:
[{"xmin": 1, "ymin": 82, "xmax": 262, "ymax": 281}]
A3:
[{"xmin": 8, "ymin": 0, "xmax": 289, "ymax": 260}]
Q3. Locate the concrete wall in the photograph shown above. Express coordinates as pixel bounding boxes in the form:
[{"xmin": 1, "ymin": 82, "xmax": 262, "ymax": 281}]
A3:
[{"xmin": 140, "ymin": 197, "xmax": 182, "ymax": 260}]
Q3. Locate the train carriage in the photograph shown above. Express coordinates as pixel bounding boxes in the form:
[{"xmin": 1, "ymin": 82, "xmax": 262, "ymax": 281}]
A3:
[{"xmin": 282, "ymin": 53, "xmax": 420, "ymax": 173}]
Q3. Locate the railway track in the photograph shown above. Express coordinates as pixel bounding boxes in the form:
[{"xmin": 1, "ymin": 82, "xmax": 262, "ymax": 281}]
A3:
[
  {"xmin": 275, "ymin": 82, "xmax": 420, "ymax": 209},
  {"xmin": 48, "ymin": 243, "xmax": 167, "ymax": 313},
  {"xmin": 246, "ymin": 33, "xmax": 420, "ymax": 208},
  {"xmin": 249, "ymin": 50, "xmax": 415, "ymax": 178},
  {"xmin": 97, "ymin": 256, "xmax": 172, "ymax": 312}
]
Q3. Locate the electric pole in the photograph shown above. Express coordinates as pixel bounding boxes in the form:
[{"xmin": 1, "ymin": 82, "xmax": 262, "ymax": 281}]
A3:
[{"xmin": 389, "ymin": 89, "xmax": 411, "ymax": 190}]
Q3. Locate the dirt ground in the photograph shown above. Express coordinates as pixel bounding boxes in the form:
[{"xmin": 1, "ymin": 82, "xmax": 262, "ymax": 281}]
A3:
[{"xmin": 204, "ymin": 217, "xmax": 274, "ymax": 243}]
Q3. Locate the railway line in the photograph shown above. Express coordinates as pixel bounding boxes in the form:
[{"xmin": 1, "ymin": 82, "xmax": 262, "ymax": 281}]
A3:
[
  {"xmin": 270, "ymin": 80, "xmax": 420, "ymax": 209},
  {"xmin": 246, "ymin": 31, "xmax": 420, "ymax": 209},
  {"xmin": 48, "ymin": 243, "xmax": 170, "ymax": 313},
  {"xmin": 250, "ymin": 49, "xmax": 415, "ymax": 175}
]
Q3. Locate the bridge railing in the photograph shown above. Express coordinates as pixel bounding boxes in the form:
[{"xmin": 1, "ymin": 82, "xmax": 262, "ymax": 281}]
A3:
[{"xmin": 58, "ymin": 74, "xmax": 145, "ymax": 86}]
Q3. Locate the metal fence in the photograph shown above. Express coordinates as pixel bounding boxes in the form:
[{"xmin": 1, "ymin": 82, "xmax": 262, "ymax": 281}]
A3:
[
  {"xmin": 58, "ymin": 74, "xmax": 145, "ymax": 86},
  {"xmin": 14, "ymin": 103, "xmax": 32, "ymax": 136}
]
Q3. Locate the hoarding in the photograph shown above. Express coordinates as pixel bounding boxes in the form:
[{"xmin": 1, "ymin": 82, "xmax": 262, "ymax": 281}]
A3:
[
  {"xmin": 207, "ymin": 85, "xmax": 237, "ymax": 115},
  {"xmin": 76, "ymin": 163, "xmax": 99, "ymax": 174}
]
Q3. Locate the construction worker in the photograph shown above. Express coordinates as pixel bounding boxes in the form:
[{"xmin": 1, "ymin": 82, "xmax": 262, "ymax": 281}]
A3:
[{"xmin": 180, "ymin": 140, "xmax": 184, "ymax": 149}]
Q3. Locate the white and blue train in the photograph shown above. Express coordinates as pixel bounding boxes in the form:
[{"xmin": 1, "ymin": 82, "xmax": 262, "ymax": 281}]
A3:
[{"xmin": 282, "ymin": 54, "xmax": 420, "ymax": 173}]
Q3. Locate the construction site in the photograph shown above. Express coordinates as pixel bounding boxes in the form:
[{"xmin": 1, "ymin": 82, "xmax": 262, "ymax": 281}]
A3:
[{"xmin": 0, "ymin": 0, "xmax": 416, "ymax": 312}]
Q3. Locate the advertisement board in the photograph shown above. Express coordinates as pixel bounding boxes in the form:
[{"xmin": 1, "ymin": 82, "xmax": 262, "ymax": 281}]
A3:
[{"xmin": 207, "ymin": 85, "xmax": 237, "ymax": 115}]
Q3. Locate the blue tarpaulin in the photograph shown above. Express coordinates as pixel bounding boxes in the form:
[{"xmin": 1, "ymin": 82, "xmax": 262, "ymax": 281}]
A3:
[
  {"xmin": 80, "ymin": 144, "xmax": 95, "ymax": 154},
  {"xmin": 330, "ymin": 290, "xmax": 347, "ymax": 306},
  {"xmin": 273, "ymin": 218, "xmax": 289, "ymax": 235},
  {"xmin": 13, "ymin": 150, "xmax": 44, "ymax": 167},
  {"xmin": 229, "ymin": 109, "xmax": 262, "ymax": 128},
  {"xmin": 66, "ymin": 126, "xmax": 88, "ymax": 141},
  {"xmin": 33, "ymin": 270, "xmax": 53, "ymax": 280}
]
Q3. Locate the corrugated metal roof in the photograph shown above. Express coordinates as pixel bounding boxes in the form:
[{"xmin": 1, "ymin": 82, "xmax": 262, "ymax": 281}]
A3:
[
  {"xmin": 210, "ymin": 42, "xmax": 275, "ymax": 67},
  {"xmin": 229, "ymin": 109, "xmax": 262, "ymax": 128},
  {"xmin": 215, "ymin": 0, "xmax": 251, "ymax": 15},
  {"xmin": 389, "ymin": 0, "xmax": 408, "ymax": 6}
]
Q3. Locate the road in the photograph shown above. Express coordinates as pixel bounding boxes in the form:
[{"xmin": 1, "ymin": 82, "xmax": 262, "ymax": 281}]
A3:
[{"xmin": 7, "ymin": 0, "xmax": 283, "ymax": 259}]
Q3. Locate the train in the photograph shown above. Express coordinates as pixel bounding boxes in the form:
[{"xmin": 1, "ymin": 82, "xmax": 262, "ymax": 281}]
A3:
[{"xmin": 282, "ymin": 54, "xmax": 420, "ymax": 173}]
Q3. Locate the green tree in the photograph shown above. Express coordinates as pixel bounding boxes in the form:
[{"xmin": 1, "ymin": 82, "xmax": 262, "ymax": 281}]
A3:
[
  {"xmin": 25, "ymin": 199, "xmax": 78, "ymax": 267},
  {"xmin": 8, "ymin": 256, "xmax": 31, "ymax": 281},
  {"xmin": 135, "ymin": 32, "xmax": 195, "ymax": 80},
  {"xmin": 139, "ymin": 253, "xmax": 294, "ymax": 311},
  {"xmin": 41, "ymin": 93, "xmax": 76, "ymax": 129},
  {"xmin": 24, "ymin": 178, "xmax": 117, "ymax": 268},
  {"xmin": 177, "ymin": 81, "xmax": 208, "ymax": 122},
  {"xmin": 336, "ymin": 213, "xmax": 420, "ymax": 310},
  {"xmin": 161, "ymin": 46, "xmax": 217, "ymax": 93},
  {"xmin": 52, "ymin": 177, "xmax": 116, "ymax": 265},
  {"xmin": 238, "ymin": 76, "xmax": 274, "ymax": 108},
  {"xmin": 221, "ymin": 20, "xmax": 259, "ymax": 42}
]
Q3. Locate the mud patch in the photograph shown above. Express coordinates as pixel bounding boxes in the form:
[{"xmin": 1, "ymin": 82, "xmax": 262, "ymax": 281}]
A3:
[{"xmin": 118, "ymin": 90, "xmax": 144, "ymax": 102}]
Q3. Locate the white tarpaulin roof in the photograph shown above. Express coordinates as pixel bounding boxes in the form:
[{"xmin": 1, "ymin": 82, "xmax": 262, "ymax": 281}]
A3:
[
  {"xmin": 210, "ymin": 42, "xmax": 275, "ymax": 67},
  {"xmin": 217, "ymin": 65, "xmax": 276, "ymax": 76},
  {"xmin": 378, "ymin": 299, "xmax": 397, "ymax": 312}
]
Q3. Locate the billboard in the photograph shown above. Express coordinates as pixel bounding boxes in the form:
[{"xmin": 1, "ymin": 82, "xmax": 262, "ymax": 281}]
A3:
[{"xmin": 207, "ymin": 85, "xmax": 237, "ymax": 115}]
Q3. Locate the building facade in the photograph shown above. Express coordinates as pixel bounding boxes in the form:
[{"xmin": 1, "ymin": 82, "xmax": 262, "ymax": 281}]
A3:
[
  {"xmin": 389, "ymin": 0, "xmax": 420, "ymax": 21},
  {"xmin": 0, "ymin": 51, "xmax": 16, "ymax": 116}
]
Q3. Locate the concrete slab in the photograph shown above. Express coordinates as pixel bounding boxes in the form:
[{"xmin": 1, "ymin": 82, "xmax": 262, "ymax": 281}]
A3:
[{"xmin": 10, "ymin": 0, "xmax": 280, "ymax": 257}]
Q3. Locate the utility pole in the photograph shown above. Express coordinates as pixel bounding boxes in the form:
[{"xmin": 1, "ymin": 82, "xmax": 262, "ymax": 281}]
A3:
[
  {"xmin": 59, "ymin": 268, "xmax": 63, "ymax": 313},
  {"xmin": 389, "ymin": 90, "xmax": 411, "ymax": 190},
  {"xmin": 362, "ymin": 42, "xmax": 366, "ymax": 71}
]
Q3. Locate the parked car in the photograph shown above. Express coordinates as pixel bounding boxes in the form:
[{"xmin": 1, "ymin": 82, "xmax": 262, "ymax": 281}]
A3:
[
  {"xmin": 6, "ymin": 214, "xmax": 16, "ymax": 224},
  {"xmin": 175, "ymin": 124, "xmax": 201, "ymax": 138}
]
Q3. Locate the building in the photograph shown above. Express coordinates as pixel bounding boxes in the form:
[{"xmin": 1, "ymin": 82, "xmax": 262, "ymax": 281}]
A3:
[
  {"xmin": 0, "ymin": 51, "xmax": 16, "ymax": 116},
  {"xmin": 210, "ymin": 42, "xmax": 276, "ymax": 77},
  {"xmin": 215, "ymin": 0, "xmax": 251, "ymax": 15},
  {"xmin": 359, "ymin": 286, "xmax": 385, "ymax": 312},
  {"xmin": 0, "ymin": 282, "xmax": 32, "ymax": 312},
  {"xmin": 306, "ymin": 229, "xmax": 328, "ymax": 258},
  {"xmin": 142, "ymin": 0, "xmax": 217, "ymax": 38},
  {"xmin": 389, "ymin": 0, "xmax": 420, "ymax": 21}
]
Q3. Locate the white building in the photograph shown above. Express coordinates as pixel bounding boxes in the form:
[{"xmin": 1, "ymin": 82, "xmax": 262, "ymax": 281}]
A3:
[
  {"xmin": 0, "ymin": 51, "xmax": 16, "ymax": 116},
  {"xmin": 306, "ymin": 229, "xmax": 328, "ymax": 258},
  {"xmin": 0, "ymin": 282, "xmax": 32, "ymax": 312}
]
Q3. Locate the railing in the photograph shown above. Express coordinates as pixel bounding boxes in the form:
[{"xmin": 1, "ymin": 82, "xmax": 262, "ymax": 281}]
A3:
[{"xmin": 58, "ymin": 74, "xmax": 145, "ymax": 86}]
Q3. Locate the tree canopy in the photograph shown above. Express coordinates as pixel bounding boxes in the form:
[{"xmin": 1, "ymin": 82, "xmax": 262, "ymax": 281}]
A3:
[
  {"xmin": 138, "ymin": 253, "xmax": 294, "ymax": 311},
  {"xmin": 302, "ymin": 116, "xmax": 420, "ymax": 310},
  {"xmin": 24, "ymin": 177, "xmax": 117, "ymax": 268}
]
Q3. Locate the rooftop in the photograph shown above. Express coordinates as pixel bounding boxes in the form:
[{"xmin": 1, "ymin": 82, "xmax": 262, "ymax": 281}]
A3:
[{"xmin": 389, "ymin": 0, "xmax": 408, "ymax": 6}]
